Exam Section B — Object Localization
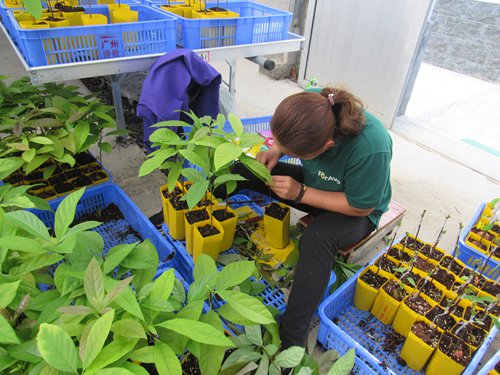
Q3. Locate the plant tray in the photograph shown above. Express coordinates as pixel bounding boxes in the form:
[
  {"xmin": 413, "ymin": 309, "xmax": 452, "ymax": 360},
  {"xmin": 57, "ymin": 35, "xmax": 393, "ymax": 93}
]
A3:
[
  {"xmin": 30, "ymin": 183, "xmax": 174, "ymax": 261},
  {"xmin": 162, "ymin": 194, "xmax": 336, "ymax": 313},
  {"xmin": 457, "ymin": 202, "xmax": 500, "ymax": 281},
  {"xmin": 6, "ymin": 4, "xmax": 176, "ymax": 67},
  {"xmin": 152, "ymin": 1, "xmax": 291, "ymax": 49},
  {"xmin": 0, "ymin": 151, "xmax": 113, "ymax": 201},
  {"xmin": 317, "ymin": 255, "xmax": 498, "ymax": 375},
  {"xmin": 0, "ymin": 0, "xmax": 21, "ymax": 37}
]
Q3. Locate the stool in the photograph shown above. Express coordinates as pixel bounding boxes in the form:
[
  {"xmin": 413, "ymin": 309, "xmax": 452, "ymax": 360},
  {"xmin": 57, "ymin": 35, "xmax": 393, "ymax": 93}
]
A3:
[{"xmin": 298, "ymin": 200, "xmax": 407, "ymax": 262}]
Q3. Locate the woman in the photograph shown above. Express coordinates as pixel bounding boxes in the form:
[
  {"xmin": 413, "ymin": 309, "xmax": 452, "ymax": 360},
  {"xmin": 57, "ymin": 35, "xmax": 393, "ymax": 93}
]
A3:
[{"xmin": 238, "ymin": 87, "xmax": 392, "ymax": 348}]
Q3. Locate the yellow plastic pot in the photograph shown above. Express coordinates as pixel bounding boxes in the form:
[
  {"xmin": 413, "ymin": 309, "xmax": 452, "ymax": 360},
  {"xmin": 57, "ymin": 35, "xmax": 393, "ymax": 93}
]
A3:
[
  {"xmin": 212, "ymin": 9, "xmax": 239, "ymax": 18},
  {"xmin": 353, "ymin": 265, "xmax": 391, "ymax": 312},
  {"xmin": 160, "ymin": 182, "xmax": 183, "ymax": 226},
  {"xmin": 98, "ymin": 0, "xmax": 115, "ymax": 3},
  {"xmin": 400, "ymin": 318, "xmax": 440, "ymax": 371},
  {"xmin": 44, "ymin": 17, "xmax": 70, "ymax": 27},
  {"xmin": 425, "ymin": 333, "xmax": 471, "ymax": 375},
  {"xmin": 61, "ymin": 10, "xmax": 85, "ymax": 26},
  {"xmin": 160, "ymin": 4, "xmax": 185, "ymax": 17},
  {"xmin": 191, "ymin": 9, "xmax": 218, "ymax": 18},
  {"xmin": 184, "ymin": 208, "xmax": 209, "ymax": 254},
  {"xmin": 212, "ymin": 205, "xmax": 237, "ymax": 252},
  {"xmin": 371, "ymin": 277, "xmax": 413, "ymax": 325},
  {"xmin": 465, "ymin": 232, "xmax": 490, "ymax": 255},
  {"xmin": 166, "ymin": 197, "xmax": 187, "ymax": 240},
  {"xmin": 81, "ymin": 14, "xmax": 108, "ymax": 25},
  {"xmin": 111, "ymin": 9, "xmax": 138, "ymax": 23},
  {"xmin": 263, "ymin": 202, "xmax": 290, "ymax": 249},
  {"xmin": 107, "ymin": 3, "xmax": 130, "ymax": 23},
  {"xmin": 13, "ymin": 11, "xmax": 33, "ymax": 22},
  {"xmin": 193, "ymin": 219, "xmax": 224, "ymax": 262},
  {"xmin": 19, "ymin": 21, "xmax": 50, "ymax": 29},
  {"xmin": 392, "ymin": 292, "xmax": 435, "ymax": 337}
]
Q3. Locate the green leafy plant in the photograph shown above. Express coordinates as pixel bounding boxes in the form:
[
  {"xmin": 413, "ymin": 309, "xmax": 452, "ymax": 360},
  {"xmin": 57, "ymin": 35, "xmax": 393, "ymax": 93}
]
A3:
[
  {"xmin": 139, "ymin": 111, "xmax": 271, "ymax": 210},
  {"xmin": 0, "ymin": 183, "xmax": 50, "ymax": 212},
  {"xmin": 0, "ymin": 76, "xmax": 120, "ymax": 181}
]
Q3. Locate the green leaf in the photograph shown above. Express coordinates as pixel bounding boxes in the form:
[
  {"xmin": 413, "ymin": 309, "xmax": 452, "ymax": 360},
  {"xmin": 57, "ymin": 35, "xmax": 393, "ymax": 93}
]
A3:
[
  {"xmin": 82, "ymin": 310, "xmax": 114, "ymax": 369},
  {"xmin": 6, "ymin": 210, "xmax": 51, "ymax": 241},
  {"xmin": 154, "ymin": 342, "xmax": 182, "ymax": 375},
  {"xmin": 9, "ymin": 253, "xmax": 64, "ymax": 276},
  {"xmin": 0, "ymin": 280, "xmax": 21, "ymax": 308},
  {"xmin": 157, "ymin": 319, "xmax": 234, "ymax": 347},
  {"xmin": 228, "ymin": 113, "xmax": 244, "ymax": 137},
  {"xmin": 238, "ymin": 132, "xmax": 265, "ymax": 149},
  {"xmin": 216, "ymin": 290, "xmax": 274, "ymax": 324},
  {"xmin": 214, "ymin": 143, "xmax": 243, "ymax": 171},
  {"xmin": 274, "ymin": 346, "xmax": 305, "ymax": 368},
  {"xmin": 139, "ymin": 149, "xmax": 176, "ymax": 177},
  {"xmin": 99, "ymin": 142, "xmax": 113, "ymax": 153},
  {"xmin": 182, "ymin": 180, "xmax": 209, "ymax": 209},
  {"xmin": 327, "ymin": 348, "xmax": 355, "ymax": 375},
  {"xmin": 217, "ymin": 304, "xmax": 263, "ymax": 326},
  {"xmin": 150, "ymin": 268, "xmax": 175, "ymax": 301},
  {"xmin": 54, "ymin": 188, "xmax": 85, "ymax": 240},
  {"xmin": 122, "ymin": 362, "xmax": 150, "ymax": 375},
  {"xmin": 213, "ymin": 174, "xmax": 247, "ymax": 190},
  {"xmin": 214, "ymin": 260, "xmax": 256, "ymax": 291},
  {"xmin": 239, "ymin": 154, "xmax": 272, "ymax": 183},
  {"xmin": 166, "ymin": 163, "xmax": 182, "ymax": 192},
  {"xmin": 79, "ymin": 339, "xmax": 138, "ymax": 374},
  {"xmin": 180, "ymin": 167, "xmax": 206, "ymax": 182},
  {"xmin": 0, "ymin": 157, "xmax": 23, "ymax": 180},
  {"xmin": 149, "ymin": 127, "xmax": 181, "ymax": 144},
  {"xmin": 84, "ymin": 258, "xmax": 105, "ymax": 309},
  {"xmin": 30, "ymin": 136, "xmax": 54, "ymax": 145},
  {"xmin": 22, "ymin": 148, "xmax": 36, "ymax": 163},
  {"xmin": 192, "ymin": 135, "xmax": 226, "ymax": 148},
  {"xmin": 62, "ymin": 220, "xmax": 102, "ymax": 242},
  {"xmin": 21, "ymin": 0, "xmax": 42, "ymax": 18},
  {"xmin": 95, "ymin": 369, "xmax": 134, "ymax": 375},
  {"xmin": 245, "ymin": 325, "xmax": 263, "ymax": 347},
  {"xmin": 27, "ymin": 118, "xmax": 64, "ymax": 128},
  {"xmin": 193, "ymin": 254, "xmax": 218, "ymax": 281},
  {"xmin": 104, "ymin": 278, "xmax": 144, "ymax": 321},
  {"xmin": 129, "ymin": 346, "xmax": 154, "ymax": 364},
  {"xmin": 198, "ymin": 311, "xmax": 226, "ymax": 375},
  {"xmin": 0, "ymin": 314, "xmax": 20, "ymax": 344},
  {"xmin": 37, "ymin": 323, "xmax": 78, "ymax": 373},
  {"xmin": 178, "ymin": 149, "xmax": 209, "ymax": 173},
  {"xmin": 255, "ymin": 352, "xmax": 270, "ymax": 375},
  {"xmin": 73, "ymin": 122, "xmax": 90, "ymax": 152},
  {"xmin": 112, "ymin": 319, "xmax": 146, "ymax": 339},
  {"xmin": 102, "ymin": 243, "xmax": 137, "ymax": 275},
  {"xmin": 0, "ymin": 236, "xmax": 47, "ymax": 253}
]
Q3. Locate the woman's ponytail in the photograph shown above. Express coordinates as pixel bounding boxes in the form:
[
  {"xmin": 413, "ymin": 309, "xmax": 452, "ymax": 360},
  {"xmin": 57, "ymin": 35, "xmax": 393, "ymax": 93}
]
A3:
[{"xmin": 321, "ymin": 87, "xmax": 365, "ymax": 135}]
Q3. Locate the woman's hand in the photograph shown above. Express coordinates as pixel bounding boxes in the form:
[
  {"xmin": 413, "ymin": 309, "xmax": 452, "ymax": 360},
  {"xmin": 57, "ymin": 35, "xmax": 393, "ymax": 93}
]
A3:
[
  {"xmin": 256, "ymin": 146, "xmax": 281, "ymax": 171},
  {"xmin": 268, "ymin": 175, "xmax": 302, "ymax": 201}
]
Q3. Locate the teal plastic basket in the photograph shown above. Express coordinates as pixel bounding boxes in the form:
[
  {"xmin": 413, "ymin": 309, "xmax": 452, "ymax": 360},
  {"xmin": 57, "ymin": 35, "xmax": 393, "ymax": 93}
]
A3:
[
  {"xmin": 152, "ymin": 1, "xmax": 291, "ymax": 49},
  {"xmin": 7, "ymin": 4, "xmax": 176, "ymax": 67}
]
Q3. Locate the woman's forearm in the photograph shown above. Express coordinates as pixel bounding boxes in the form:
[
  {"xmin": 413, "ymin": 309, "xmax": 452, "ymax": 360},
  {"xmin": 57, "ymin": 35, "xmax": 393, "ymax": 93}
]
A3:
[{"xmin": 300, "ymin": 187, "xmax": 374, "ymax": 217}]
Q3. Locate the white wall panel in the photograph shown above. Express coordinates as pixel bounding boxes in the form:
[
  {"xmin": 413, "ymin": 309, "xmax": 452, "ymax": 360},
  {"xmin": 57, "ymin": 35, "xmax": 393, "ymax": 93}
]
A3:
[{"xmin": 300, "ymin": 0, "xmax": 434, "ymax": 127}]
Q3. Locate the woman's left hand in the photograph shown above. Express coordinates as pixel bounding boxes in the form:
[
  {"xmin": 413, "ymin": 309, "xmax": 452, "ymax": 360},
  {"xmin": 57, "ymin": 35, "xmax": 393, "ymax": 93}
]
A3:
[{"xmin": 268, "ymin": 175, "xmax": 302, "ymax": 201}]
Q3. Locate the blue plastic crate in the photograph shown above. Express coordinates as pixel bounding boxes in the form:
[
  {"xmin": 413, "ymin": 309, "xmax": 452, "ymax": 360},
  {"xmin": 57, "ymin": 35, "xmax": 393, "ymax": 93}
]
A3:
[
  {"xmin": 457, "ymin": 202, "xmax": 500, "ymax": 281},
  {"xmin": 163, "ymin": 194, "xmax": 336, "ymax": 313},
  {"xmin": 152, "ymin": 1, "xmax": 291, "ymax": 49},
  {"xmin": 0, "ymin": 0, "xmax": 21, "ymax": 37},
  {"xmin": 317, "ymin": 259, "xmax": 498, "ymax": 375},
  {"xmin": 477, "ymin": 349, "xmax": 500, "ymax": 375},
  {"xmin": 30, "ymin": 183, "xmax": 174, "ymax": 262},
  {"xmin": 6, "ymin": 4, "xmax": 176, "ymax": 67}
]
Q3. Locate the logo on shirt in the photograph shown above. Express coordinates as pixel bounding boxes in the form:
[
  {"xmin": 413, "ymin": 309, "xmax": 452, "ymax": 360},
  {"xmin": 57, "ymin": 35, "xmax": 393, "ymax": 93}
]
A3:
[{"xmin": 318, "ymin": 170, "xmax": 340, "ymax": 184}]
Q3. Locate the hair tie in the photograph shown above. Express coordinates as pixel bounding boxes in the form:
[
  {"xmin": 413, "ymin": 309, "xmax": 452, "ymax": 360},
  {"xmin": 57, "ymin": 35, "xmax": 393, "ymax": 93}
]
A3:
[{"xmin": 328, "ymin": 93, "xmax": 335, "ymax": 106}]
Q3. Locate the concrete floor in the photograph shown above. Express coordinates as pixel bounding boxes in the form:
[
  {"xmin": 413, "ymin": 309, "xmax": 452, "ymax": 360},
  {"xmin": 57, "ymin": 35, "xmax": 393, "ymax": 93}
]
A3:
[{"xmin": 1, "ymin": 28, "xmax": 499, "ymax": 370}]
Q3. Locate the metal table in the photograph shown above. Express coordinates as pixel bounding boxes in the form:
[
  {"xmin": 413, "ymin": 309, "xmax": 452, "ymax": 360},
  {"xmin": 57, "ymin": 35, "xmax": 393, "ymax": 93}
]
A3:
[{"xmin": 1, "ymin": 22, "xmax": 304, "ymax": 129}]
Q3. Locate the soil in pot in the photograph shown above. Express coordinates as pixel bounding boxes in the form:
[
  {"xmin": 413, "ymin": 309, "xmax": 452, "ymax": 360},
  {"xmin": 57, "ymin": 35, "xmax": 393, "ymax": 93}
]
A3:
[
  {"xmin": 170, "ymin": 196, "xmax": 189, "ymax": 211},
  {"xmin": 54, "ymin": 3, "xmax": 84, "ymax": 11},
  {"xmin": 25, "ymin": 170, "xmax": 44, "ymax": 182},
  {"xmin": 383, "ymin": 280, "xmax": 408, "ymax": 302},
  {"xmin": 64, "ymin": 169, "xmax": 80, "ymax": 179},
  {"xmin": 401, "ymin": 235, "xmax": 426, "ymax": 251},
  {"xmin": 53, "ymin": 181, "xmax": 75, "ymax": 194},
  {"xmin": 399, "ymin": 271, "xmax": 423, "ymax": 288},
  {"xmin": 377, "ymin": 256, "xmax": 398, "ymax": 273},
  {"xmin": 438, "ymin": 332, "xmax": 471, "ymax": 367},
  {"xmin": 432, "ymin": 268, "xmax": 455, "ymax": 289},
  {"xmin": 359, "ymin": 269, "xmax": 388, "ymax": 289},
  {"xmin": 471, "ymin": 227, "xmax": 495, "ymax": 241},
  {"xmin": 425, "ymin": 305, "xmax": 457, "ymax": 331},
  {"xmin": 182, "ymin": 353, "xmax": 201, "ymax": 375},
  {"xmin": 421, "ymin": 246, "xmax": 444, "ymax": 262},
  {"xmin": 265, "ymin": 202, "xmax": 289, "ymax": 220},
  {"xmin": 387, "ymin": 247, "xmax": 411, "ymax": 262},
  {"xmin": 439, "ymin": 297, "xmax": 464, "ymax": 318},
  {"xmin": 213, "ymin": 209, "xmax": 235, "ymax": 222},
  {"xmin": 417, "ymin": 281, "xmax": 442, "ymax": 302},
  {"xmin": 451, "ymin": 323, "xmax": 486, "ymax": 348},
  {"xmin": 482, "ymin": 280, "xmax": 500, "ymax": 296},
  {"xmin": 411, "ymin": 320, "xmax": 440, "ymax": 348},
  {"xmin": 185, "ymin": 209, "xmax": 209, "ymax": 224},
  {"xmin": 458, "ymin": 268, "xmax": 486, "ymax": 288},
  {"xmin": 72, "ymin": 175, "xmax": 93, "ymax": 188},
  {"xmin": 5, "ymin": 173, "xmax": 24, "ymax": 185},
  {"xmin": 440, "ymin": 256, "xmax": 464, "ymax": 276},
  {"xmin": 404, "ymin": 293, "xmax": 432, "ymax": 315},
  {"xmin": 468, "ymin": 237, "xmax": 488, "ymax": 251},
  {"xmin": 414, "ymin": 257, "xmax": 435, "ymax": 273},
  {"xmin": 89, "ymin": 171, "xmax": 108, "ymax": 182},
  {"xmin": 81, "ymin": 164, "xmax": 102, "ymax": 174},
  {"xmin": 198, "ymin": 224, "xmax": 220, "ymax": 237},
  {"xmin": 75, "ymin": 152, "xmax": 97, "ymax": 165},
  {"xmin": 161, "ymin": 186, "xmax": 182, "ymax": 200},
  {"xmin": 464, "ymin": 309, "xmax": 492, "ymax": 331},
  {"xmin": 196, "ymin": 198, "xmax": 214, "ymax": 208},
  {"xmin": 38, "ymin": 188, "xmax": 56, "ymax": 199}
]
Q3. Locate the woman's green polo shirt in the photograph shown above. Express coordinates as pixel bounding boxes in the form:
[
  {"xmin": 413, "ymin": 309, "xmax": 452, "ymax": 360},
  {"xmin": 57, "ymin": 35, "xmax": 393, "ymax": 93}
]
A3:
[{"xmin": 300, "ymin": 111, "xmax": 392, "ymax": 227}]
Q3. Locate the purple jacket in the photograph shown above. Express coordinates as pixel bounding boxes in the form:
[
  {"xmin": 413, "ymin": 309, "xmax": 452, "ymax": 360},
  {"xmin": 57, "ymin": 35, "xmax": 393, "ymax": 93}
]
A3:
[{"xmin": 137, "ymin": 49, "xmax": 222, "ymax": 143}]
